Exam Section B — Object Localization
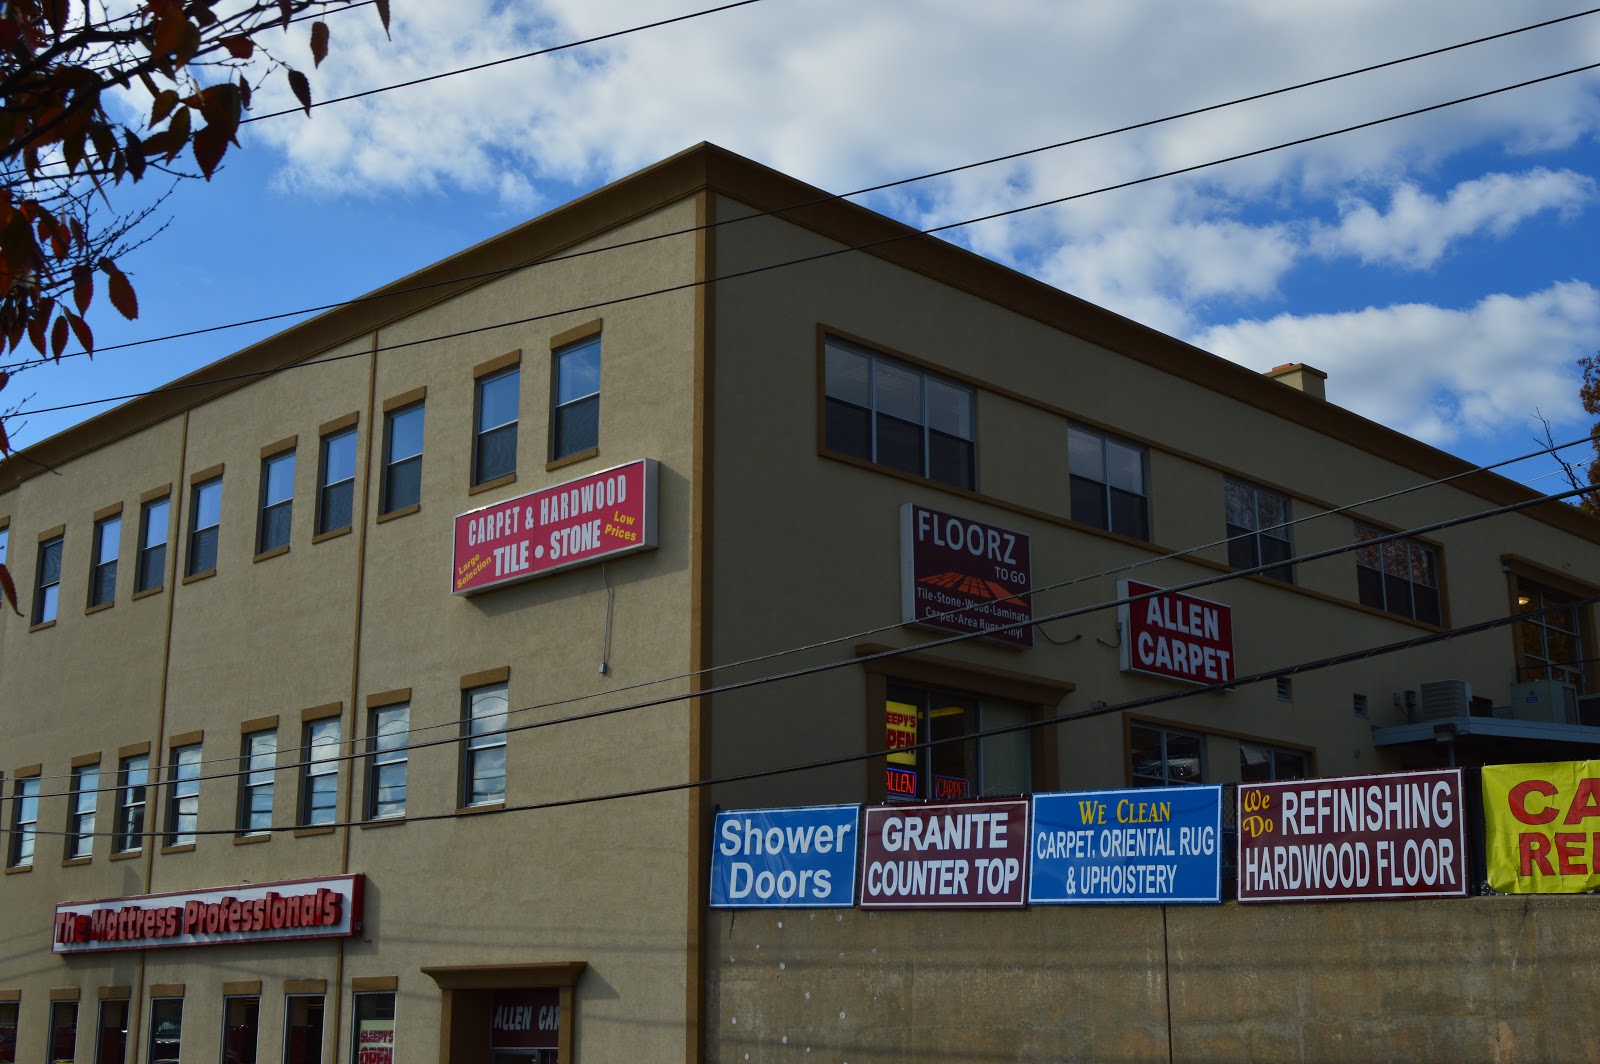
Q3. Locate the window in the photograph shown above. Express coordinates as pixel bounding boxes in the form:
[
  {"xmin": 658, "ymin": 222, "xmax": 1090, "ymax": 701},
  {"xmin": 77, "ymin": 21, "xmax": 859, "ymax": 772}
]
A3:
[
  {"xmin": 90, "ymin": 514, "xmax": 121, "ymax": 607},
  {"xmin": 137, "ymin": 496, "xmax": 169, "ymax": 592},
  {"xmin": 823, "ymin": 337, "xmax": 975, "ymax": 490},
  {"xmin": 1353, "ymin": 693, "xmax": 1369, "ymax": 718},
  {"xmin": 7, "ymin": 775, "xmax": 39, "ymax": 867},
  {"xmin": 147, "ymin": 999, "xmax": 182, "ymax": 1064},
  {"xmin": 0, "ymin": 524, "xmax": 7, "ymax": 567},
  {"xmin": 33, "ymin": 533, "xmax": 62, "ymax": 624},
  {"xmin": 367, "ymin": 704, "xmax": 408, "ymax": 820},
  {"xmin": 1224, "ymin": 478, "xmax": 1293, "ymax": 582},
  {"xmin": 48, "ymin": 1001, "xmax": 77, "ymax": 1064},
  {"xmin": 1068, "ymin": 424, "xmax": 1149, "ymax": 540},
  {"xmin": 67, "ymin": 762, "xmax": 99, "ymax": 859},
  {"xmin": 187, "ymin": 477, "xmax": 222, "ymax": 576},
  {"xmin": 96, "ymin": 999, "xmax": 130, "ymax": 1064},
  {"xmin": 0, "ymin": 1001, "xmax": 15, "ymax": 1064},
  {"xmin": 883, "ymin": 683, "xmax": 1030, "ymax": 801},
  {"xmin": 238, "ymin": 730, "xmax": 276, "ymax": 836},
  {"xmin": 1275, "ymin": 676, "xmax": 1294, "ymax": 703},
  {"xmin": 461, "ymin": 683, "xmax": 508, "ymax": 806},
  {"xmin": 1516, "ymin": 578, "xmax": 1589, "ymax": 693},
  {"xmin": 1129, "ymin": 723, "xmax": 1205, "ymax": 786},
  {"xmin": 349, "ymin": 993, "xmax": 396, "ymax": 1064},
  {"xmin": 1239, "ymin": 742, "xmax": 1310, "ymax": 783},
  {"xmin": 165, "ymin": 744, "xmax": 201, "ymax": 846},
  {"xmin": 258, "ymin": 450, "xmax": 296, "ymax": 554},
  {"xmin": 317, "ymin": 429, "xmax": 357, "ymax": 535},
  {"xmin": 222, "ymin": 996, "xmax": 259, "ymax": 1064},
  {"xmin": 114, "ymin": 754, "xmax": 149, "ymax": 852},
  {"xmin": 1354, "ymin": 524, "xmax": 1440, "ymax": 624},
  {"xmin": 381, "ymin": 403, "xmax": 425, "ymax": 514},
  {"xmin": 473, "ymin": 367, "xmax": 519, "ymax": 486},
  {"xmin": 552, "ymin": 336, "xmax": 600, "ymax": 460},
  {"xmin": 300, "ymin": 718, "xmax": 340, "ymax": 826},
  {"xmin": 283, "ymin": 996, "xmax": 325, "ymax": 1064}
]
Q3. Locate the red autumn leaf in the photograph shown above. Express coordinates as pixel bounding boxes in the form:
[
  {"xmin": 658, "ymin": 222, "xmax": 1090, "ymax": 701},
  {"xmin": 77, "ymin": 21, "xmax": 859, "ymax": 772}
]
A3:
[
  {"xmin": 220, "ymin": 34, "xmax": 254, "ymax": 59},
  {"xmin": 0, "ymin": 562, "xmax": 20, "ymax": 616},
  {"xmin": 309, "ymin": 21, "xmax": 328, "ymax": 67},
  {"xmin": 101, "ymin": 259, "xmax": 138, "ymax": 320},
  {"xmin": 72, "ymin": 262, "xmax": 91, "ymax": 312},
  {"xmin": 65, "ymin": 311, "xmax": 92, "ymax": 355},
  {"xmin": 151, "ymin": 88, "xmax": 180, "ymax": 124},
  {"xmin": 26, "ymin": 311, "xmax": 47, "ymax": 354},
  {"xmin": 238, "ymin": 75, "xmax": 251, "ymax": 110},
  {"xmin": 374, "ymin": 0, "xmax": 391, "ymax": 36},
  {"xmin": 50, "ymin": 312, "xmax": 68, "ymax": 357},
  {"xmin": 192, "ymin": 123, "xmax": 226, "ymax": 178},
  {"xmin": 287, "ymin": 68, "xmax": 311, "ymax": 115},
  {"xmin": 278, "ymin": 0, "xmax": 292, "ymax": 28}
]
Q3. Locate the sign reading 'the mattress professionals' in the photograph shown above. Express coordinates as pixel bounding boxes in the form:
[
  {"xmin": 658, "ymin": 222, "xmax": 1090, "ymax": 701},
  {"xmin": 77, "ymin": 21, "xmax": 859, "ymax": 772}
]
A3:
[
  {"xmin": 452, "ymin": 459, "xmax": 658, "ymax": 595},
  {"xmin": 1029, "ymin": 786, "xmax": 1222, "ymax": 904}
]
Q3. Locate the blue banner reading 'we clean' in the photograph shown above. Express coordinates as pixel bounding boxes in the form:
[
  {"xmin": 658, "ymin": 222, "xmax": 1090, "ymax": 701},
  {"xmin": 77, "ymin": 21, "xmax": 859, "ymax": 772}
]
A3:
[{"xmin": 1029, "ymin": 786, "xmax": 1222, "ymax": 904}]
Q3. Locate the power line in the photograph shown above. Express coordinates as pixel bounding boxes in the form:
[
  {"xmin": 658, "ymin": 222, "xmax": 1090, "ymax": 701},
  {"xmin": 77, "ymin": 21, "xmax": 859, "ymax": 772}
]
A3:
[
  {"xmin": 10, "ymin": 476, "xmax": 1594, "ymax": 812},
  {"xmin": 10, "ymin": 56, "xmax": 1600, "ymax": 423},
  {"xmin": 4, "ymin": 6, "xmax": 1594, "ymax": 372}
]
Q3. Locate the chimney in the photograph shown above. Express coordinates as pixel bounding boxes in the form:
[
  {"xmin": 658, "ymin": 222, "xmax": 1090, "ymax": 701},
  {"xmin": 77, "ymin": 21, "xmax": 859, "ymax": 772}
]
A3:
[{"xmin": 1264, "ymin": 362, "xmax": 1327, "ymax": 401}]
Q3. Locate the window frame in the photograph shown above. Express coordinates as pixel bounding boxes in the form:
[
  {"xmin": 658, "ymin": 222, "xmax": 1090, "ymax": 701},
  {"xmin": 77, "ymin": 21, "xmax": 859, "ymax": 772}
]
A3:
[
  {"xmin": 237, "ymin": 729, "xmax": 276, "ymax": 837},
  {"xmin": 33, "ymin": 532, "xmax": 63, "ymax": 625},
  {"xmin": 460, "ymin": 682, "xmax": 508, "ymax": 808},
  {"xmin": 366, "ymin": 703, "xmax": 409, "ymax": 821},
  {"xmin": 257, "ymin": 448, "xmax": 296, "ymax": 556},
  {"xmin": 1354, "ymin": 522, "xmax": 1442, "ymax": 625},
  {"xmin": 299, "ymin": 717, "xmax": 341, "ymax": 827},
  {"xmin": 147, "ymin": 998, "xmax": 183, "ymax": 1064},
  {"xmin": 221, "ymin": 995, "xmax": 260, "ymax": 1064},
  {"xmin": 48, "ymin": 999, "xmax": 78, "ymax": 1064},
  {"xmin": 1238, "ymin": 740, "xmax": 1311, "ymax": 783},
  {"xmin": 550, "ymin": 334, "xmax": 601, "ymax": 462},
  {"xmin": 316, "ymin": 427, "xmax": 358, "ymax": 537},
  {"xmin": 89, "ymin": 512, "xmax": 121, "ymax": 608},
  {"xmin": 67, "ymin": 761, "xmax": 100, "ymax": 860},
  {"xmin": 114, "ymin": 753, "xmax": 149, "ymax": 853},
  {"xmin": 96, "ymin": 997, "xmax": 130, "ymax": 1064},
  {"xmin": 7, "ymin": 774, "xmax": 40, "ymax": 867},
  {"xmin": 1513, "ymin": 572, "xmax": 1594, "ymax": 694},
  {"xmin": 136, "ymin": 495, "xmax": 170, "ymax": 594},
  {"xmin": 881, "ymin": 681, "xmax": 1034, "ymax": 802},
  {"xmin": 1128, "ymin": 722, "xmax": 1207, "ymax": 787},
  {"xmin": 282, "ymin": 995, "xmax": 325, "ymax": 1064},
  {"xmin": 164, "ymin": 743, "xmax": 201, "ymax": 847},
  {"xmin": 821, "ymin": 335, "xmax": 977, "ymax": 491},
  {"xmin": 348, "ymin": 992, "xmax": 396, "ymax": 1064},
  {"xmin": 1068, "ymin": 422, "xmax": 1150, "ymax": 541},
  {"xmin": 1224, "ymin": 477, "xmax": 1294, "ymax": 583},
  {"xmin": 472, "ymin": 364, "xmax": 520, "ymax": 487},
  {"xmin": 380, "ymin": 401, "xmax": 425, "ymax": 515},
  {"xmin": 187, "ymin": 476, "xmax": 223, "ymax": 577}
]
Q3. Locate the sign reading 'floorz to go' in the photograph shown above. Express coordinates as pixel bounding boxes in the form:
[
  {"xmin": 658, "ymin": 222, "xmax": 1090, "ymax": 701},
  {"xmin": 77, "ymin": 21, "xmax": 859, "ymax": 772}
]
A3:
[
  {"xmin": 452, "ymin": 459, "xmax": 659, "ymax": 594},
  {"xmin": 709, "ymin": 805, "xmax": 860, "ymax": 908}
]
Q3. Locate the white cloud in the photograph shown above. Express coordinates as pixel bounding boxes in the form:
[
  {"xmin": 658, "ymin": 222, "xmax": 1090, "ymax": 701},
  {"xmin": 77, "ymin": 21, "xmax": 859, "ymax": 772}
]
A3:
[
  {"xmin": 1194, "ymin": 282, "xmax": 1600, "ymax": 445},
  {"xmin": 1312, "ymin": 169, "xmax": 1595, "ymax": 269}
]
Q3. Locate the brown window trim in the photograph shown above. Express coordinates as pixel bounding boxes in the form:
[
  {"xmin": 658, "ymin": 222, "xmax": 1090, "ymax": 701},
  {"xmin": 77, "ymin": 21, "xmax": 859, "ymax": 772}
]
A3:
[
  {"xmin": 545, "ymin": 448, "xmax": 598, "ymax": 473},
  {"xmin": 188, "ymin": 463, "xmax": 224, "ymax": 486},
  {"xmin": 84, "ymin": 601, "xmax": 114, "ymax": 617},
  {"xmin": 70, "ymin": 752, "xmax": 101, "ymax": 768},
  {"xmin": 374, "ymin": 504, "xmax": 420, "ymax": 525},
  {"xmin": 131, "ymin": 585, "xmax": 165, "ymax": 601},
  {"xmin": 549, "ymin": 319, "xmax": 602, "ymax": 350},
  {"xmin": 301, "ymin": 702, "xmax": 343, "ymax": 723},
  {"xmin": 93, "ymin": 501, "xmax": 124, "ymax": 521},
  {"xmin": 460, "ymin": 667, "xmax": 509, "ymax": 690},
  {"xmin": 253, "ymin": 545, "xmax": 290, "ymax": 564},
  {"xmin": 285, "ymin": 979, "xmax": 327, "ymax": 995},
  {"xmin": 472, "ymin": 350, "xmax": 521, "ymax": 380},
  {"xmin": 318, "ymin": 412, "xmax": 360, "ymax": 436},
  {"xmin": 117, "ymin": 742, "xmax": 151, "ymax": 759},
  {"xmin": 260, "ymin": 435, "xmax": 298, "ymax": 459},
  {"xmin": 98, "ymin": 987, "xmax": 131, "ymax": 1000},
  {"xmin": 292, "ymin": 826, "xmax": 335, "ymax": 838},
  {"xmin": 311, "ymin": 526, "xmax": 352, "ymax": 545},
  {"xmin": 366, "ymin": 689, "xmax": 411, "ymax": 709},
  {"xmin": 382, "ymin": 387, "xmax": 427, "ymax": 413},
  {"xmin": 158, "ymin": 843, "xmax": 196, "ymax": 856},
  {"xmin": 37, "ymin": 523, "xmax": 66, "ymax": 542},
  {"xmin": 167, "ymin": 730, "xmax": 204, "ymax": 749},
  {"xmin": 222, "ymin": 981, "xmax": 262, "ymax": 997},
  {"xmin": 467, "ymin": 473, "xmax": 516, "ymax": 496},
  {"xmin": 147, "ymin": 984, "xmax": 185, "ymax": 998},
  {"xmin": 422, "ymin": 962, "xmax": 585, "ymax": 1064},
  {"xmin": 241, "ymin": 715, "xmax": 279, "ymax": 734},
  {"xmin": 180, "ymin": 568, "xmax": 216, "ymax": 586},
  {"xmin": 232, "ymin": 834, "xmax": 271, "ymax": 847},
  {"xmin": 139, "ymin": 484, "xmax": 173, "ymax": 504},
  {"xmin": 48, "ymin": 988, "xmax": 81, "ymax": 1001},
  {"xmin": 351, "ymin": 977, "xmax": 398, "ymax": 992}
]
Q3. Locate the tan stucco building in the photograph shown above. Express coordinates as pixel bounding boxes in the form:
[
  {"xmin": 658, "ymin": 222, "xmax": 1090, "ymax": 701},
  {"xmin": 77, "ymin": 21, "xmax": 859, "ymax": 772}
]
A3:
[{"xmin": 3, "ymin": 143, "xmax": 1599, "ymax": 1064}]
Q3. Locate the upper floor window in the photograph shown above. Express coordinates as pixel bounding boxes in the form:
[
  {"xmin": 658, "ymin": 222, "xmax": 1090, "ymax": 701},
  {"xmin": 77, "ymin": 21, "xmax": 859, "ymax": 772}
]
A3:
[
  {"xmin": 258, "ymin": 450, "xmax": 296, "ymax": 554},
  {"xmin": 317, "ymin": 429, "xmax": 357, "ymax": 535},
  {"xmin": 33, "ymin": 533, "xmax": 63, "ymax": 624},
  {"xmin": 473, "ymin": 367, "xmax": 519, "ymax": 486},
  {"xmin": 1354, "ymin": 524, "xmax": 1441, "ymax": 625},
  {"xmin": 381, "ymin": 403, "xmax": 425, "ymax": 514},
  {"xmin": 300, "ymin": 718, "xmax": 341, "ymax": 826},
  {"xmin": 238, "ymin": 730, "xmax": 276, "ymax": 836},
  {"xmin": 367, "ymin": 703, "xmax": 409, "ymax": 820},
  {"xmin": 461, "ymin": 682, "xmax": 508, "ymax": 807},
  {"xmin": 165, "ymin": 744, "xmax": 201, "ymax": 846},
  {"xmin": 1068, "ymin": 424, "xmax": 1149, "ymax": 540},
  {"xmin": 1516, "ymin": 578, "xmax": 1589, "ymax": 694},
  {"xmin": 823, "ymin": 338, "xmax": 975, "ymax": 490},
  {"xmin": 1129, "ymin": 723, "xmax": 1204, "ymax": 786},
  {"xmin": 1239, "ymin": 742, "xmax": 1309, "ymax": 783},
  {"xmin": 8, "ymin": 775, "xmax": 40, "ymax": 867},
  {"xmin": 187, "ymin": 477, "xmax": 222, "ymax": 576},
  {"xmin": 551, "ymin": 336, "xmax": 601, "ymax": 460},
  {"xmin": 137, "ymin": 496, "xmax": 169, "ymax": 592},
  {"xmin": 115, "ymin": 754, "xmax": 149, "ymax": 852},
  {"xmin": 90, "ymin": 514, "xmax": 120, "ymax": 607},
  {"xmin": 884, "ymin": 682, "xmax": 1030, "ymax": 801},
  {"xmin": 1224, "ymin": 478, "xmax": 1293, "ymax": 583},
  {"xmin": 0, "ymin": 524, "xmax": 8, "ymax": 567},
  {"xmin": 67, "ymin": 762, "xmax": 99, "ymax": 859}
]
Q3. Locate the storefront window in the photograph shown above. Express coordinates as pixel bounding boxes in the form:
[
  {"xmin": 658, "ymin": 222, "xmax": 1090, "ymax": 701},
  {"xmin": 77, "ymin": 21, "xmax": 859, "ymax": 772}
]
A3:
[
  {"xmin": 48, "ymin": 1002, "xmax": 77, "ymax": 1064},
  {"xmin": 222, "ymin": 997, "xmax": 259, "ymax": 1064},
  {"xmin": 1239, "ymin": 742, "xmax": 1310, "ymax": 783},
  {"xmin": 0, "ymin": 1001, "xmax": 16, "ymax": 1064},
  {"xmin": 350, "ymin": 994, "xmax": 395, "ymax": 1064},
  {"xmin": 96, "ymin": 1000, "xmax": 129, "ymax": 1064},
  {"xmin": 490, "ymin": 989, "xmax": 557, "ymax": 1064},
  {"xmin": 884, "ymin": 683, "xmax": 1030, "ymax": 801},
  {"xmin": 283, "ymin": 997, "xmax": 324, "ymax": 1064},
  {"xmin": 148, "ymin": 999, "xmax": 182, "ymax": 1064},
  {"xmin": 1130, "ymin": 723, "xmax": 1205, "ymax": 786}
]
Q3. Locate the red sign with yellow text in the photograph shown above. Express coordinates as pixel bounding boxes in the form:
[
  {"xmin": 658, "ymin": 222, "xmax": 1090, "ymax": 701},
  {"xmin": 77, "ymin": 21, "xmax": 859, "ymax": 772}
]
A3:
[
  {"xmin": 452, "ymin": 459, "xmax": 658, "ymax": 595},
  {"xmin": 1483, "ymin": 761, "xmax": 1600, "ymax": 893}
]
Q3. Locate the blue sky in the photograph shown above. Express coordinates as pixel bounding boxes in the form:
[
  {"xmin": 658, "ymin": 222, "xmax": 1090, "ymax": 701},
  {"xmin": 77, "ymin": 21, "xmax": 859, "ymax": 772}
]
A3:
[{"xmin": 7, "ymin": 0, "xmax": 1600, "ymax": 501}]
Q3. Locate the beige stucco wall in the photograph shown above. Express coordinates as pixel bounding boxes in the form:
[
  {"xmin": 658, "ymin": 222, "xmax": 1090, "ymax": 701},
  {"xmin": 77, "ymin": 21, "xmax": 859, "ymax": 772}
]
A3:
[{"xmin": 707, "ymin": 897, "xmax": 1600, "ymax": 1063}]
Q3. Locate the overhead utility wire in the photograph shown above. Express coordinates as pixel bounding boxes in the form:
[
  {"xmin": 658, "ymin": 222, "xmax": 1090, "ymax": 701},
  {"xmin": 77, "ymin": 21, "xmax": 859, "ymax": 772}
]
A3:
[
  {"xmin": 21, "ymin": 429, "xmax": 1591, "ymax": 790},
  {"xmin": 5, "ymin": 6, "xmax": 1593, "ymax": 372},
  {"xmin": 18, "ymin": 591, "xmax": 1589, "ymax": 841},
  {"xmin": 13, "ymin": 56, "xmax": 1600, "ymax": 421},
  {"xmin": 18, "ymin": 477, "xmax": 1596, "ymax": 805}
]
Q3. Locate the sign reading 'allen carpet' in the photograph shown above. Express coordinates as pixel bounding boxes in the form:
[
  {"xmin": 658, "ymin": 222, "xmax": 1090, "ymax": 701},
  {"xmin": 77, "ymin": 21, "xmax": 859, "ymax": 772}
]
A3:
[
  {"xmin": 453, "ymin": 459, "xmax": 658, "ymax": 595},
  {"xmin": 1117, "ymin": 579, "xmax": 1236, "ymax": 685},
  {"xmin": 900, "ymin": 503, "xmax": 1033, "ymax": 647}
]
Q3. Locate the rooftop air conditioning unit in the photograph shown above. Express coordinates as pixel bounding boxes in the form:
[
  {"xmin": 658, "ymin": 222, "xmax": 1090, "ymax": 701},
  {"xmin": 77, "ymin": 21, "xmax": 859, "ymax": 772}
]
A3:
[
  {"xmin": 1508, "ymin": 680, "xmax": 1579, "ymax": 725},
  {"xmin": 1418, "ymin": 680, "xmax": 1472, "ymax": 721}
]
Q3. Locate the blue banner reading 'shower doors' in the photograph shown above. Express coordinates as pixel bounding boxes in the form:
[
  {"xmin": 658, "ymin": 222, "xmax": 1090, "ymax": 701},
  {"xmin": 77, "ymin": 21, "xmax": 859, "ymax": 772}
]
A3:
[
  {"xmin": 710, "ymin": 805, "xmax": 860, "ymax": 909},
  {"xmin": 1029, "ymin": 786, "xmax": 1222, "ymax": 904}
]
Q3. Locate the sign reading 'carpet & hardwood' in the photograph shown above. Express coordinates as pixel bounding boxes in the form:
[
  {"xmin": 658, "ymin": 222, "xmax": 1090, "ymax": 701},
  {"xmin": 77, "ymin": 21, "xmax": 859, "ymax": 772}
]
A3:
[{"xmin": 53, "ymin": 874, "xmax": 364, "ymax": 953}]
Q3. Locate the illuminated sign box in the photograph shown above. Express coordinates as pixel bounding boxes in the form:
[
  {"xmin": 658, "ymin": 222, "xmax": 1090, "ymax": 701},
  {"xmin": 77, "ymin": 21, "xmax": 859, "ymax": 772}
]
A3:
[
  {"xmin": 453, "ymin": 458, "xmax": 658, "ymax": 595},
  {"xmin": 1117, "ymin": 579, "xmax": 1236, "ymax": 685},
  {"xmin": 1236, "ymin": 770, "xmax": 1467, "ymax": 903},
  {"xmin": 53, "ymin": 874, "xmax": 364, "ymax": 953},
  {"xmin": 900, "ymin": 503, "xmax": 1032, "ymax": 648}
]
